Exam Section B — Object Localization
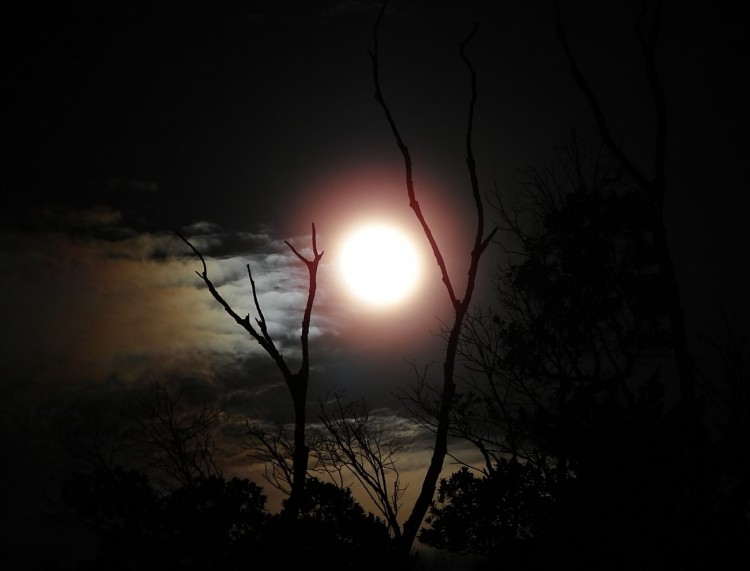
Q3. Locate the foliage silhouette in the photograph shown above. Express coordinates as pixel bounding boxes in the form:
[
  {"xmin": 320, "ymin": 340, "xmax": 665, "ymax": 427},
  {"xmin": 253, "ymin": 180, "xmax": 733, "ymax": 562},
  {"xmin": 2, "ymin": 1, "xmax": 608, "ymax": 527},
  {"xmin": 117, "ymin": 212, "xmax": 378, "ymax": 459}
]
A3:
[
  {"xmin": 61, "ymin": 470, "xmax": 268, "ymax": 570},
  {"xmin": 417, "ymin": 137, "xmax": 748, "ymax": 568},
  {"xmin": 420, "ymin": 459, "xmax": 553, "ymax": 560},
  {"xmin": 556, "ymin": 0, "xmax": 699, "ymax": 433},
  {"xmin": 256, "ymin": 477, "xmax": 404, "ymax": 569},
  {"xmin": 59, "ymin": 470, "xmax": 404, "ymax": 570}
]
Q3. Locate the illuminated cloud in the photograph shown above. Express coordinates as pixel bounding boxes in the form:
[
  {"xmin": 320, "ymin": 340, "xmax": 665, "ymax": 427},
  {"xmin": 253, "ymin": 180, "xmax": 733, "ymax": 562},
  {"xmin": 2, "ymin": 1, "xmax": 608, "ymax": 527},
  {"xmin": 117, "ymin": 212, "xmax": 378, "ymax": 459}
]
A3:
[{"xmin": 0, "ymin": 205, "xmax": 343, "ymax": 391}]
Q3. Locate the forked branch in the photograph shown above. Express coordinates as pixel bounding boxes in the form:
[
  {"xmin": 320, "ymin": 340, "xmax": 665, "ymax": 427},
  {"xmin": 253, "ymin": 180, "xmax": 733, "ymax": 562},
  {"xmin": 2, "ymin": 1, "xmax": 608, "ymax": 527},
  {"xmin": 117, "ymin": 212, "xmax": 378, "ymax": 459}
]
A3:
[
  {"xmin": 176, "ymin": 224, "xmax": 323, "ymax": 380},
  {"xmin": 177, "ymin": 223, "xmax": 323, "ymax": 516},
  {"xmin": 369, "ymin": 0, "xmax": 498, "ymax": 558},
  {"xmin": 555, "ymin": 0, "xmax": 696, "ymax": 426},
  {"xmin": 369, "ymin": 1, "xmax": 459, "ymax": 309}
]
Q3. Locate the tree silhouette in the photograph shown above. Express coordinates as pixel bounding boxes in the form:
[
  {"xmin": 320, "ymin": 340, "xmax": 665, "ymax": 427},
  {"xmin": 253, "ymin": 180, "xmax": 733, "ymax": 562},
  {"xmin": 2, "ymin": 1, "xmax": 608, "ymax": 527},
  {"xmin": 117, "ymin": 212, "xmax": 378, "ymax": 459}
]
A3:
[
  {"xmin": 368, "ymin": 1, "xmax": 497, "ymax": 560},
  {"xmin": 177, "ymin": 225, "xmax": 322, "ymax": 519},
  {"xmin": 156, "ymin": 476, "xmax": 268, "ymax": 569},
  {"xmin": 402, "ymin": 138, "xmax": 661, "ymax": 480},
  {"xmin": 255, "ymin": 477, "xmax": 401, "ymax": 569},
  {"xmin": 556, "ymin": 0, "xmax": 698, "ymax": 431},
  {"xmin": 59, "ymin": 466, "xmax": 402, "ymax": 570},
  {"xmin": 128, "ymin": 381, "xmax": 223, "ymax": 491},
  {"xmin": 315, "ymin": 391, "xmax": 406, "ymax": 540},
  {"xmin": 420, "ymin": 459, "xmax": 553, "ymax": 565},
  {"xmin": 61, "ymin": 469, "xmax": 271, "ymax": 570},
  {"xmin": 697, "ymin": 308, "xmax": 750, "ymax": 552},
  {"xmin": 418, "ymin": 133, "xmax": 746, "ymax": 569}
]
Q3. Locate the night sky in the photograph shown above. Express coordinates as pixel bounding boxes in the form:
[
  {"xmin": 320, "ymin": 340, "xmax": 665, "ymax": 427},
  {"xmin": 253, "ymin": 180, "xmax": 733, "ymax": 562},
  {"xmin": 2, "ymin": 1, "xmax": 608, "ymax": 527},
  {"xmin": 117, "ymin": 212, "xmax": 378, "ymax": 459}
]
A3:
[{"xmin": 2, "ymin": 1, "xmax": 749, "ymax": 568}]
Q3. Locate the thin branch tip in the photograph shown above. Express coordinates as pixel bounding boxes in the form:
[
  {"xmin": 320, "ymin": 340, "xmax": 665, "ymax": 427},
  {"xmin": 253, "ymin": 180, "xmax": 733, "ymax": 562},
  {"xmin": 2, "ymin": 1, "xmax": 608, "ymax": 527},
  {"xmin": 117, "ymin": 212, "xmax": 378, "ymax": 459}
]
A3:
[{"xmin": 461, "ymin": 22, "xmax": 480, "ymax": 47}]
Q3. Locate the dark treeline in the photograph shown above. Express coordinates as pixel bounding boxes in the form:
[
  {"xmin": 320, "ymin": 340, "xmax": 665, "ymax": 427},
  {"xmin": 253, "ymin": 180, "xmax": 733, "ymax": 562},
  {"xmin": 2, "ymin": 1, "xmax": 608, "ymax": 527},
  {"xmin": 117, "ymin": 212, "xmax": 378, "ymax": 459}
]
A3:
[
  {"xmin": 415, "ymin": 137, "xmax": 750, "ymax": 569},
  {"xmin": 53, "ymin": 470, "xmax": 399, "ymax": 570}
]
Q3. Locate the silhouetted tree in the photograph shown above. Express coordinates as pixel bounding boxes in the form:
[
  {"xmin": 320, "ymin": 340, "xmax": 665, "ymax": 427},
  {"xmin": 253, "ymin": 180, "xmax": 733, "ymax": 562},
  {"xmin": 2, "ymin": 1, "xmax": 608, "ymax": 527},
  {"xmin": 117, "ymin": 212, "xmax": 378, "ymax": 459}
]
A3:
[
  {"xmin": 177, "ymin": 225, "xmax": 323, "ymax": 519},
  {"xmin": 405, "ymin": 60, "xmax": 750, "ymax": 557},
  {"xmin": 415, "ymin": 138, "xmax": 662, "ymax": 565},
  {"xmin": 697, "ymin": 309, "xmax": 750, "ymax": 548},
  {"xmin": 243, "ymin": 419, "xmax": 300, "ymax": 498},
  {"xmin": 61, "ymin": 466, "xmax": 159, "ymax": 546},
  {"xmin": 251, "ymin": 477, "xmax": 403, "ymax": 569},
  {"xmin": 156, "ymin": 476, "xmax": 268, "ymax": 570},
  {"xmin": 59, "ymin": 459, "xmax": 404, "ymax": 570},
  {"xmin": 417, "ymin": 134, "xmax": 746, "ymax": 568},
  {"xmin": 368, "ymin": 1, "xmax": 497, "ymax": 560},
  {"xmin": 420, "ymin": 459, "xmax": 553, "ymax": 562},
  {"xmin": 556, "ymin": 0, "xmax": 699, "ymax": 432},
  {"xmin": 61, "ymin": 471, "xmax": 270, "ymax": 571},
  {"xmin": 128, "ymin": 381, "xmax": 223, "ymax": 490},
  {"xmin": 315, "ymin": 391, "xmax": 406, "ymax": 539}
]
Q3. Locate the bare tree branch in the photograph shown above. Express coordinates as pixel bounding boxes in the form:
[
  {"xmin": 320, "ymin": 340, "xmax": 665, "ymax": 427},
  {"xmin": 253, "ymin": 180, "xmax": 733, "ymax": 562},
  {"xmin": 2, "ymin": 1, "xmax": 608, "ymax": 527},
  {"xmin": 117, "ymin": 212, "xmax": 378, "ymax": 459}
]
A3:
[
  {"xmin": 316, "ymin": 392, "xmax": 405, "ymax": 539},
  {"xmin": 177, "ymin": 224, "xmax": 323, "ymax": 517},
  {"xmin": 245, "ymin": 421, "xmax": 296, "ymax": 496},
  {"xmin": 555, "ymin": 1, "xmax": 696, "ymax": 418},
  {"xmin": 370, "ymin": 1, "xmax": 498, "ymax": 556},
  {"xmin": 128, "ymin": 381, "xmax": 222, "ymax": 491},
  {"xmin": 369, "ymin": 1, "xmax": 459, "ymax": 309}
]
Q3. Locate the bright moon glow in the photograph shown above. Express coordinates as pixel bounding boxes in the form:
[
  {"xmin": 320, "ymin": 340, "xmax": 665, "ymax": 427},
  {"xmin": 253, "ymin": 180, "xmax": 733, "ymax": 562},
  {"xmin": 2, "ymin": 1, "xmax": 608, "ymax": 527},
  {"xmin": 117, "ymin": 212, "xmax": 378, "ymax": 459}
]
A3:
[{"xmin": 340, "ymin": 225, "xmax": 420, "ymax": 305}]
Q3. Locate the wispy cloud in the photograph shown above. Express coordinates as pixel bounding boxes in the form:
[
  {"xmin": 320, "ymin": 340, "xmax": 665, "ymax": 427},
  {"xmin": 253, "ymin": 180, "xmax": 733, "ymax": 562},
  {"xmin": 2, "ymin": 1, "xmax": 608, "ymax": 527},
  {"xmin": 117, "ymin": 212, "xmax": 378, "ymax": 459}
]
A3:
[{"xmin": 1, "ymin": 203, "xmax": 350, "ymax": 397}]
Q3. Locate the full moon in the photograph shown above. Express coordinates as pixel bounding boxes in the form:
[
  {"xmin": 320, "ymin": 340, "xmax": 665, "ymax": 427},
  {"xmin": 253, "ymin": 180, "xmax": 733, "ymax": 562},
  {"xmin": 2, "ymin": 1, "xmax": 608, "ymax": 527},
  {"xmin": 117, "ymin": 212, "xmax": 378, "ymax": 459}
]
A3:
[{"xmin": 339, "ymin": 224, "xmax": 421, "ymax": 306}]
